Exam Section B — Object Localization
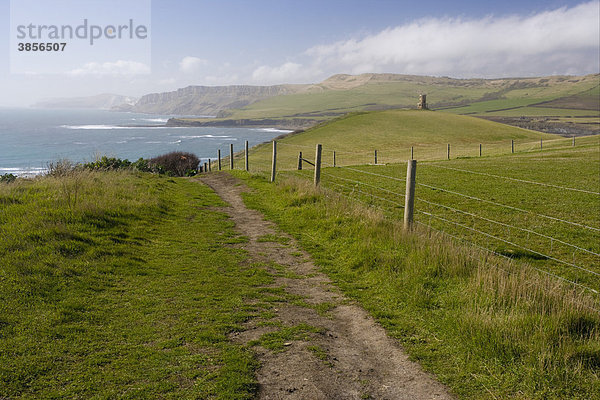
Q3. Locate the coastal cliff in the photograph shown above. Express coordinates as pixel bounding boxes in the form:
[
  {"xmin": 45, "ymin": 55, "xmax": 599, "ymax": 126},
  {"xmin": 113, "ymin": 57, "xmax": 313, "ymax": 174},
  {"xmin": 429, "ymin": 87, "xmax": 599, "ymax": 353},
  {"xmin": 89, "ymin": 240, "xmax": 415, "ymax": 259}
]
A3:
[{"xmin": 119, "ymin": 84, "xmax": 310, "ymax": 116}]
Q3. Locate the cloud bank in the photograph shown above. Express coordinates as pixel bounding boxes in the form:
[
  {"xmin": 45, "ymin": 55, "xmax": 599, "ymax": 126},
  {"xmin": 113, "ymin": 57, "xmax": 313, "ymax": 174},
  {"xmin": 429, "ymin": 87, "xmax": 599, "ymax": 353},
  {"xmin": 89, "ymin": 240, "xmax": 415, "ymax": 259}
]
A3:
[{"xmin": 252, "ymin": 2, "xmax": 599, "ymax": 83}]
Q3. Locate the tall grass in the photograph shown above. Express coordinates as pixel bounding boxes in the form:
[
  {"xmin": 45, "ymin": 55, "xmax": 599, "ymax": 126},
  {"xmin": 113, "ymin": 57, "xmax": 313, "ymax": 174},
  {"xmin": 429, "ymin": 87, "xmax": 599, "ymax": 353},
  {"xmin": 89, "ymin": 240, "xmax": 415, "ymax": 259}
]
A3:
[{"xmin": 236, "ymin": 172, "xmax": 600, "ymax": 399}]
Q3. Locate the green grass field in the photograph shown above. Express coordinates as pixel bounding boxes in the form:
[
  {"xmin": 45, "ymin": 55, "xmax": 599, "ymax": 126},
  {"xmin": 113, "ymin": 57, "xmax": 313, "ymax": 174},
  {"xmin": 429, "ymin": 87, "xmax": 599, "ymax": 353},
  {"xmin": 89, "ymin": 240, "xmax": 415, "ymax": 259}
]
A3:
[
  {"xmin": 289, "ymin": 141, "xmax": 600, "ymax": 292},
  {"xmin": 0, "ymin": 171, "xmax": 276, "ymax": 398}
]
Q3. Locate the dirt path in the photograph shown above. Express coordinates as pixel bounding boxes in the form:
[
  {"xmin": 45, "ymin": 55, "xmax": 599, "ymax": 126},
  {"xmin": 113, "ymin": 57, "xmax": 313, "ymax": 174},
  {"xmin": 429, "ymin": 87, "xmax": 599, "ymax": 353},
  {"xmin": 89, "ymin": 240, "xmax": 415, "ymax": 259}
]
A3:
[{"xmin": 199, "ymin": 173, "xmax": 454, "ymax": 400}]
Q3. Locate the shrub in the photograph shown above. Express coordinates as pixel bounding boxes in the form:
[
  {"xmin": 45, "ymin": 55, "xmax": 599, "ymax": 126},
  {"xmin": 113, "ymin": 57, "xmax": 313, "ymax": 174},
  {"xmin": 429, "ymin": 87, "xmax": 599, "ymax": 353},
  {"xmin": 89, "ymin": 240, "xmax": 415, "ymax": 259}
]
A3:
[
  {"xmin": 0, "ymin": 173, "xmax": 17, "ymax": 183},
  {"xmin": 47, "ymin": 159, "xmax": 77, "ymax": 177},
  {"xmin": 131, "ymin": 158, "xmax": 152, "ymax": 172},
  {"xmin": 83, "ymin": 156, "xmax": 131, "ymax": 171},
  {"xmin": 148, "ymin": 152, "xmax": 199, "ymax": 177}
]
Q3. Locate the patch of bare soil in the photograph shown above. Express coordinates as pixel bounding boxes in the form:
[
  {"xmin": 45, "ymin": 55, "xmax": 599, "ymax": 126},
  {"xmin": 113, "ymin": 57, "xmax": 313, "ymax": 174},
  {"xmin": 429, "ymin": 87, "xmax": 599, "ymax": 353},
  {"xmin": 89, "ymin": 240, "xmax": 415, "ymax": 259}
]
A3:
[{"xmin": 199, "ymin": 173, "xmax": 454, "ymax": 400}]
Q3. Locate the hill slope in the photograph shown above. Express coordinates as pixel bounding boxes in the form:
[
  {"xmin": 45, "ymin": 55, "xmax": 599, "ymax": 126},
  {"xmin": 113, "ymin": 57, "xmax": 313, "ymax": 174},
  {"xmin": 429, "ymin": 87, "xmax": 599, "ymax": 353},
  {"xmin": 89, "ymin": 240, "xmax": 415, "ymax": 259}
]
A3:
[{"xmin": 243, "ymin": 110, "xmax": 558, "ymax": 170}]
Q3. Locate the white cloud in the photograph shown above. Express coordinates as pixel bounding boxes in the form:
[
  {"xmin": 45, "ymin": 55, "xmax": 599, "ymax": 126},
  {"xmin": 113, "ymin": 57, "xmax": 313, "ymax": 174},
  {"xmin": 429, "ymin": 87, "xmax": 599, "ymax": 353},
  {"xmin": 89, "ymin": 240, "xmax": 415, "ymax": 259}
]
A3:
[
  {"xmin": 179, "ymin": 56, "xmax": 207, "ymax": 73},
  {"xmin": 255, "ymin": 2, "xmax": 599, "ymax": 82},
  {"xmin": 252, "ymin": 62, "xmax": 306, "ymax": 83},
  {"xmin": 69, "ymin": 60, "xmax": 150, "ymax": 76}
]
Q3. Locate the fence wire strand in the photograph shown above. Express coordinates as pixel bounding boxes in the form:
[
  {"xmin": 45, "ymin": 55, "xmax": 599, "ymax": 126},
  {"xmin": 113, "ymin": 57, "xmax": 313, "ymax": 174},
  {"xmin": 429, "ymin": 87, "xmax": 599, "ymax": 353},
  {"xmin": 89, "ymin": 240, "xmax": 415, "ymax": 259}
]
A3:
[
  {"xmin": 415, "ymin": 196, "xmax": 600, "ymax": 257},
  {"xmin": 425, "ymin": 164, "xmax": 600, "ymax": 195},
  {"xmin": 416, "ymin": 181, "xmax": 600, "ymax": 232},
  {"xmin": 416, "ymin": 209, "xmax": 600, "ymax": 278}
]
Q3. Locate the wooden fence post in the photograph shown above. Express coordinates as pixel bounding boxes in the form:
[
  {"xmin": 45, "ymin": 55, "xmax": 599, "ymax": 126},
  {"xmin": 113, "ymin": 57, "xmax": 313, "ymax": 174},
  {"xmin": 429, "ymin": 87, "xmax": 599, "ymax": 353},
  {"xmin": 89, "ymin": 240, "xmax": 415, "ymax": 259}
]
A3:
[
  {"xmin": 411, "ymin": 146, "xmax": 414, "ymax": 160},
  {"xmin": 229, "ymin": 144, "xmax": 234, "ymax": 169},
  {"xmin": 572, "ymin": 135, "xmax": 575, "ymax": 147},
  {"xmin": 199, "ymin": 164, "xmax": 203, "ymax": 173},
  {"xmin": 218, "ymin": 149, "xmax": 221, "ymax": 171},
  {"xmin": 333, "ymin": 151, "xmax": 336, "ymax": 167},
  {"xmin": 270, "ymin": 141, "xmax": 277, "ymax": 183},
  {"xmin": 404, "ymin": 160, "xmax": 417, "ymax": 232},
  {"xmin": 244, "ymin": 140, "xmax": 250, "ymax": 171},
  {"xmin": 447, "ymin": 144, "xmax": 450, "ymax": 160},
  {"xmin": 204, "ymin": 162, "xmax": 208, "ymax": 173},
  {"xmin": 540, "ymin": 138, "xmax": 543, "ymax": 150},
  {"xmin": 374, "ymin": 150, "xmax": 378, "ymax": 164},
  {"xmin": 245, "ymin": 140, "xmax": 249, "ymax": 171},
  {"xmin": 314, "ymin": 144, "xmax": 322, "ymax": 186},
  {"xmin": 479, "ymin": 143, "xmax": 482, "ymax": 157},
  {"xmin": 511, "ymin": 140, "xmax": 514, "ymax": 154},
  {"xmin": 208, "ymin": 159, "xmax": 212, "ymax": 172},
  {"xmin": 298, "ymin": 151, "xmax": 302, "ymax": 170}
]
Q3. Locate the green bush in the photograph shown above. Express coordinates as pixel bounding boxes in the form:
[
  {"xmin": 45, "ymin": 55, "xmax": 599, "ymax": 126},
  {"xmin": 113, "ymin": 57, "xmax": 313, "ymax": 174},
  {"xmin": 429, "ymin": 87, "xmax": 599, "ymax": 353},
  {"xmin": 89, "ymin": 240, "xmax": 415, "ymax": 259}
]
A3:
[
  {"xmin": 83, "ymin": 156, "xmax": 131, "ymax": 171},
  {"xmin": 0, "ymin": 173, "xmax": 17, "ymax": 183}
]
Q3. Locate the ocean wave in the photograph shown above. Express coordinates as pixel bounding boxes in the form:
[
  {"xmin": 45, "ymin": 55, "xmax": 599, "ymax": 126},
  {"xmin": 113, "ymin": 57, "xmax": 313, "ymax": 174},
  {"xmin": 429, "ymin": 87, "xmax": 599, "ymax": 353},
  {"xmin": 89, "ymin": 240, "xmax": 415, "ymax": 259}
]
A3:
[
  {"xmin": 177, "ymin": 134, "xmax": 232, "ymax": 139},
  {"xmin": 253, "ymin": 128, "xmax": 294, "ymax": 133},
  {"xmin": 61, "ymin": 124, "xmax": 134, "ymax": 130},
  {"xmin": 133, "ymin": 118, "xmax": 169, "ymax": 123},
  {"xmin": 60, "ymin": 124, "xmax": 186, "ymax": 130},
  {"xmin": 0, "ymin": 167, "xmax": 47, "ymax": 176}
]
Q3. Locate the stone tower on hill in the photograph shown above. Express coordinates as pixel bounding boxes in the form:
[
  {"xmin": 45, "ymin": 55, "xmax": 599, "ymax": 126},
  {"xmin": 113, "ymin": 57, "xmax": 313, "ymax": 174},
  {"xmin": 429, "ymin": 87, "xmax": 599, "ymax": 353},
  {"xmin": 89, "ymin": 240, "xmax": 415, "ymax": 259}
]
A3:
[{"xmin": 418, "ymin": 94, "xmax": 428, "ymax": 110}]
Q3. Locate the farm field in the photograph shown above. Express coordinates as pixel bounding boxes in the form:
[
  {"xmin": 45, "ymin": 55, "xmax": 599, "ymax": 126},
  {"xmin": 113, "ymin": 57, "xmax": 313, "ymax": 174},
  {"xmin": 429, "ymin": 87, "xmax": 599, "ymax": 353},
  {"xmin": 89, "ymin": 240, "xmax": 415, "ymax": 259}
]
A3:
[{"xmin": 289, "ymin": 141, "xmax": 600, "ymax": 293}]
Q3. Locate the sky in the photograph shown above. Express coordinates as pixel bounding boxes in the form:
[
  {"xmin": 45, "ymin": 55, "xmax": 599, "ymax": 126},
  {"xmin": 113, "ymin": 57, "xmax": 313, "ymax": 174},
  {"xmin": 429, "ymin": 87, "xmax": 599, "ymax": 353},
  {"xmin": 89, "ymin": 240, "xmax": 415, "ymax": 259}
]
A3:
[{"xmin": 0, "ymin": 0, "xmax": 598, "ymax": 106}]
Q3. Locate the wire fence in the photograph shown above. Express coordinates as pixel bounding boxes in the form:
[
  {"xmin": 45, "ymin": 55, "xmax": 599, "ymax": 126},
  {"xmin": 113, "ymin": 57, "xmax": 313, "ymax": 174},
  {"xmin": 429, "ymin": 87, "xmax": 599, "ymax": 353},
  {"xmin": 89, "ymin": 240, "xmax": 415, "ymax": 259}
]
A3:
[
  {"xmin": 282, "ymin": 157, "xmax": 598, "ymax": 296},
  {"xmin": 204, "ymin": 137, "xmax": 600, "ymax": 297},
  {"xmin": 210, "ymin": 134, "xmax": 598, "ymax": 175}
]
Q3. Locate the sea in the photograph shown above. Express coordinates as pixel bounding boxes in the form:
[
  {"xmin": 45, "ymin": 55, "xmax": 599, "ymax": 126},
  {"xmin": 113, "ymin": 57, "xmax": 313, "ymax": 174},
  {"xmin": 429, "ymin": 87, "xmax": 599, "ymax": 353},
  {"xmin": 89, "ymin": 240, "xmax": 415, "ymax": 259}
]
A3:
[{"xmin": 0, "ymin": 108, "xmax": 289, "ymax": 176}]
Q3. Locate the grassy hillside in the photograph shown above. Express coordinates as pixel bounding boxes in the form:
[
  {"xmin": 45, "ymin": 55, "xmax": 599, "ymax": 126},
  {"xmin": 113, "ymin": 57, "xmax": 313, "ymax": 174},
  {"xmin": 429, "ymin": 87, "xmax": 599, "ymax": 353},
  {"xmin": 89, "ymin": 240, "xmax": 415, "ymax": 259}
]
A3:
[
  {"xmin": 0, "ymin": 171, "xmax": 274, "ymax": 398},
  {"xmin": 239, "ymin": 110, "xmax": 558, "ymax": 172},
  {"xmin": 444, "ymin": 79, "xmax": 599, "ymax": 115},
  {"xmin": 223, "ymin": 73, "xmax": 599, "ymax": 119}
]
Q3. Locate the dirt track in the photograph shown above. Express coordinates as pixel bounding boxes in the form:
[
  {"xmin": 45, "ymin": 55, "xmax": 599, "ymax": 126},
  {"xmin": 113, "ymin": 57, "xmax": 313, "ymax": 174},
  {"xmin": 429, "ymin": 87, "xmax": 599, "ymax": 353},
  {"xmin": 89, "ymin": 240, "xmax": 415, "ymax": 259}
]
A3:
[{"xmin": 199, "ymin": 172, "xmax": 454, "ymax": 400}]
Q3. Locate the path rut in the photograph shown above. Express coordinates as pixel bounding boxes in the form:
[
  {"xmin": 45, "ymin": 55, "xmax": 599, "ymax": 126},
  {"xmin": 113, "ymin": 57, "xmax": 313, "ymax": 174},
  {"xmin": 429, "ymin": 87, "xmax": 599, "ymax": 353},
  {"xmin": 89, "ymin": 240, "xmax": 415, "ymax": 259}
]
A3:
[{"xmin": 199, "ymin": 173, "xmax": 454, "ymax": 400}]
